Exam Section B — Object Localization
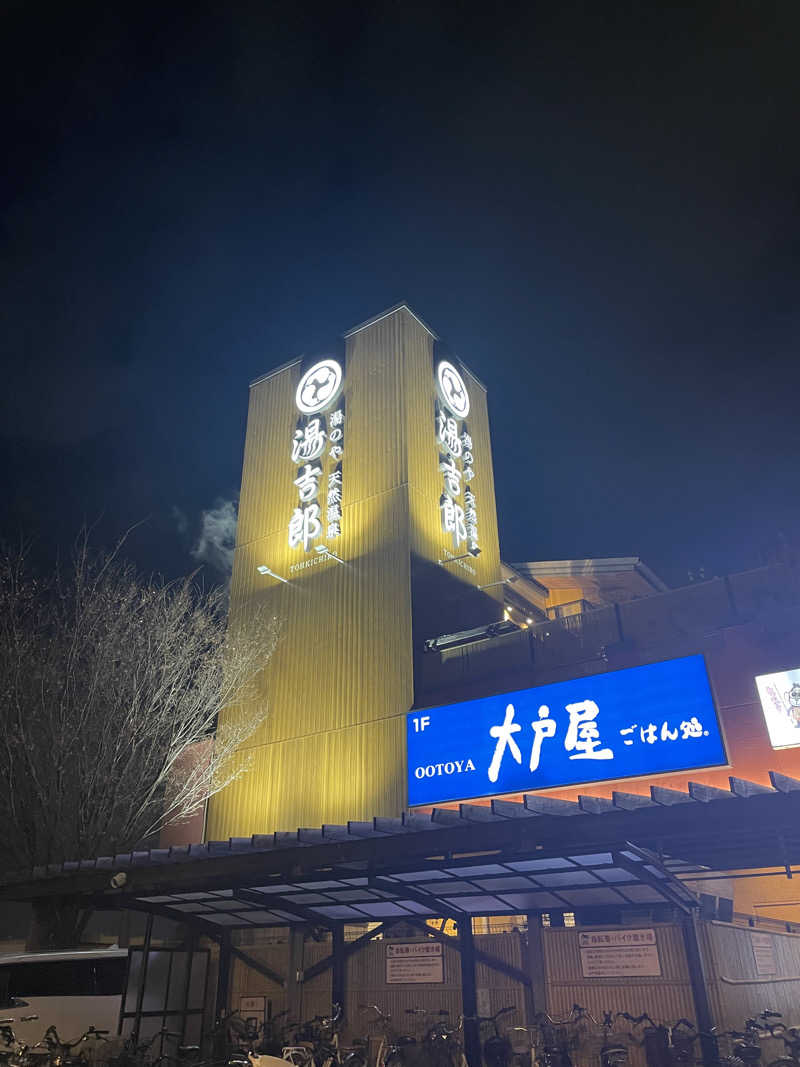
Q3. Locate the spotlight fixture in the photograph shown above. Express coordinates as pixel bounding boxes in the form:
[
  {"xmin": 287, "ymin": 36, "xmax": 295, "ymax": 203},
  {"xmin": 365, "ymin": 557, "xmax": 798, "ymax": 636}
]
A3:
[
  {"xmin": 256, "ymin": 563, "xmax": 289, "ymax": 584},
  {"xmin": 478, "ymin": 575, "xmax": 519, "ymax": 590},
  {"xmin": 437, "ymin": 547, "xmax": 481, "ymax": 566},
  {"xmin": 314, "ymin": 545, "xmax": 345, "ymax": 565}
]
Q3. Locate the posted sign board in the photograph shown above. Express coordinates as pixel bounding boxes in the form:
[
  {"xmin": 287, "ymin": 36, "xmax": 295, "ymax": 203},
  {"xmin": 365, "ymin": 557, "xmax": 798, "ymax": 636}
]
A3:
[
  {"xmin": 751, "ymin": 932, "xmax": 777, "ymax": 975},
  {"xmin": 386, "ymin": 942, "xmax": 444, "ymax": 984},
  {"xmin": 755, "ymin": 666, "xmax": 800, "ymax": 750},
  {"xmin": 407, "ymin": 654, "xmax": 726, "ymax": 806},
  {"xmin": 239, "ymin": 996, "xmax": 266, "ymax": 1027},
  {"xmin": 579, "ymin": 929, "xmax": 661, "ymax": 978}
]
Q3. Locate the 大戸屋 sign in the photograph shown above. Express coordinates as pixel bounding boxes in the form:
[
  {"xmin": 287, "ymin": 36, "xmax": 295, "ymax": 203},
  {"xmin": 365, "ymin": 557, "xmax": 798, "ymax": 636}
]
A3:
[{"xmin": 407, "ymin": 654, "xmax": 726, "ymax": 806}]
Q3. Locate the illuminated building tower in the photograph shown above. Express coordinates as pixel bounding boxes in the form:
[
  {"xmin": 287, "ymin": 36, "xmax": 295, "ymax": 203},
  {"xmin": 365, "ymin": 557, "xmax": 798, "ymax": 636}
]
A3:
[{"xmin": 206, "ymin": 305, "xmax": 503, "ymax": 836}]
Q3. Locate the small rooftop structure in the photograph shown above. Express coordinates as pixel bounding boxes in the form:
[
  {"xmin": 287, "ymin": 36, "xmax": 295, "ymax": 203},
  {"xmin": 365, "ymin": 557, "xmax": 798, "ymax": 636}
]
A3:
[{"xmin": 514, "ymin": 557, "xmax": 668, "ymax": 606}]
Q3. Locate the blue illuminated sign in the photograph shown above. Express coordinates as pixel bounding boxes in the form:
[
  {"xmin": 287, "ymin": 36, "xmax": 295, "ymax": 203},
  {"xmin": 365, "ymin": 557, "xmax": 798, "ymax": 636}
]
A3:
[{"xmin": 407, "ymin": 654, "xmax": 726, "ymax": 807}]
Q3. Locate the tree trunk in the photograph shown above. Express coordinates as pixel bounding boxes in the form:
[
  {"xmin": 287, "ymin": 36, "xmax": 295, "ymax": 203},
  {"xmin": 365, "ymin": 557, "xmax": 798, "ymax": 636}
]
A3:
[{"xmin": 27, "ymin": 898, "xmax": 90, "ymax": 950}]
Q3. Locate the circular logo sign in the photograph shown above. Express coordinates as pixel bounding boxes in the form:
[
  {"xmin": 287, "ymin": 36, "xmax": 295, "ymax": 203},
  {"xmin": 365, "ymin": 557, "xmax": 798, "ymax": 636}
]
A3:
[
  {"xmin": 295, "ymin": 359, "xmax": 343, "ymax": 414},
  {"xmin": 437, "ymin": 360, "xmax": 470, "ymax": 418}
]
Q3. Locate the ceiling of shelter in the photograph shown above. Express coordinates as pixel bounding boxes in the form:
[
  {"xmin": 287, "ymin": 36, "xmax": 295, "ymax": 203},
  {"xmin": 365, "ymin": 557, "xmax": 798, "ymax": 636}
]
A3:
[{"xmin": 136, "ymin": 846, "xmax": 701, "ymax": 928}]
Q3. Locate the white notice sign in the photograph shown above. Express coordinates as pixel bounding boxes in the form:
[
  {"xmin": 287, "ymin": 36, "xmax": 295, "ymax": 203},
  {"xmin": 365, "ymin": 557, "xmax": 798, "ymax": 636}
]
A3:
[
  {"xmin": 386, "ymin": 942, "xmax": 444, "ymax": 984},
  {"xmin": 240, "ymin": 996, "xmax": 266, "ymax": 1027},
  {"xmin": 579, "ymin": 929, "xmax": 661, "ymax": 977},
  {"xmin": 751, "ymin": 932, "xmax": 777, "ymax": 975}
]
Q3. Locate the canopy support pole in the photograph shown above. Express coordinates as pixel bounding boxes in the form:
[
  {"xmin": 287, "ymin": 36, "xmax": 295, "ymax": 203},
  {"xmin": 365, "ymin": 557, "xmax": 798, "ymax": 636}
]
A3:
[{"xmin": 459, "ymin": 918, "xmax": 481, "ymax": 1067}]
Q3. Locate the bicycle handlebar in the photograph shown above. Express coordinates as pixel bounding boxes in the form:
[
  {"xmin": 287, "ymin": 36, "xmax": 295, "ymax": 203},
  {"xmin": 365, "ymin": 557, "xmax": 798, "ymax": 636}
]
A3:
[
  {"xmin": 359, "ymin": 1004, "xmax": 391, "ymax": 1021},
  {"xmin": 534, "ymin": 1004, "xmax": 600, "ymax": 1027},
  {"xmin": 43, "ymin": 1024, "xmax": 111, "ymax": 1050}
]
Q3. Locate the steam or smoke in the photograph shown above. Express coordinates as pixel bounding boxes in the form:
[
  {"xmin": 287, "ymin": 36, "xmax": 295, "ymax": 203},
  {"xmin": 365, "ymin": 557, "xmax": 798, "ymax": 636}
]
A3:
[
  {"xmin": 171, "ymin": 506, "xmax": 189, "ymax": 535},
  {"xmin": 191, "ymin": 498, "xmax": 237, "ymax": 576}
]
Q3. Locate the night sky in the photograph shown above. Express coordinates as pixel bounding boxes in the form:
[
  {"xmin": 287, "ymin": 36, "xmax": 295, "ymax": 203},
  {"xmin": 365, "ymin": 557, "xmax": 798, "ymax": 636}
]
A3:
[{"xmin": 2, "ymin": 1, "xmax": 799, "ymax": 588}]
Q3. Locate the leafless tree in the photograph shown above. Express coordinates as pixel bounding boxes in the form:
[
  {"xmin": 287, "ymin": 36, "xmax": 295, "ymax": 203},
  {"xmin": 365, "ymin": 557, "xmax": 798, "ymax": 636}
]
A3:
[{"xmin": 0, "ymin": 536, "xmax": 279, "ymax": 947}]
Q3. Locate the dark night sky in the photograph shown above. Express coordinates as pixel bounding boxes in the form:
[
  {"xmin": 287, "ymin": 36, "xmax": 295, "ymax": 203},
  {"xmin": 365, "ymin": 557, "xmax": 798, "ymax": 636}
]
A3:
[{"xmin": 2, "ymin": 0, "xmax": 799, "ymax": 588}]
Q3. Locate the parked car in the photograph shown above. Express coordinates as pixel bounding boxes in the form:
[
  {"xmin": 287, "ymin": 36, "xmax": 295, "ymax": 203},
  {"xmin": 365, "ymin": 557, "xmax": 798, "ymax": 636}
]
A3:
[{"xmin": 0, "ymin": 947, "xmax": 128, "ymax": 1047}]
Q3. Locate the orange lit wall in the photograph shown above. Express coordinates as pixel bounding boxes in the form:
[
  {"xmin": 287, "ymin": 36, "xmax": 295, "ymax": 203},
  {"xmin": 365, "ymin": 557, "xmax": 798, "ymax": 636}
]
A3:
[{"xmin": 420, "ymin": 565, "xmax": 800, "ymax": 919}]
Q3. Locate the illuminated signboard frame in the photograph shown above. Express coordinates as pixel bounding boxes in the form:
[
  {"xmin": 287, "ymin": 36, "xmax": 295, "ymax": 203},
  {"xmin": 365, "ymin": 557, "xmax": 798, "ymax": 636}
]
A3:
[
  {"xmin": 295, "ymin": 358, "xmax": 343, "ymax": 415},
  {"xmin": 407, "ymin": 653, "xmax": 728, "ymax": 807},
  {"xmin": 755, "ymin": 666, "xmax": 800, "ymax": 750},
  {"xmin": 287, "ymin": 357, "xmax": 347, "ymax": 556},
  {"xmin": 434, "ymin": 359, "xmax": 479, "ymax": 556}
]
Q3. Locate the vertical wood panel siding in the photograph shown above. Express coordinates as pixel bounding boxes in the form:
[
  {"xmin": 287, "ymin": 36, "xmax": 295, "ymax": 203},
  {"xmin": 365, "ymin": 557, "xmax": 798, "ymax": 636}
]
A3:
[
  {"xmin": 229, "ymin": 934, "xmax": 527, "ymax": 1047},
  {"xmin": 405, "ymin": 338, "xmax": 503, "ymax": 612},
  {"xmin": 236, "ymin": 362, "xmax": 301, "ymax": 548},
  {"xmin": 210, "ymin": 309, "xmax": 455, "ymax": 835},
  {"xmin": 543, "ymin": 925, "xmax": 695, "ymax": 1067},
  {"xmin": 702, "ymin": 921, "xmax": 800, "ymax": 1058}
]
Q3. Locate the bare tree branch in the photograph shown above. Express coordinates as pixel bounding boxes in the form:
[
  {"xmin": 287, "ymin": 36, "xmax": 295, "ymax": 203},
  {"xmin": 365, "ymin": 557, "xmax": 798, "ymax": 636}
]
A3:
[{"xmin": 0, "ymin": 536, "xmax": 279, "ymax": 879}]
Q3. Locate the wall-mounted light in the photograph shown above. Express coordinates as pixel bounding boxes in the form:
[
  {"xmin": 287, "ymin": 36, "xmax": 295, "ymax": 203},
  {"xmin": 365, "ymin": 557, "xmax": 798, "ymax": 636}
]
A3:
[
  {"xmin": 256, "ymin": 564, "xmax": 290, "ymax": 584},
  {"xmin": 478, "ymin": 575, "xmax": 519, "ymax": 590},
  {"xmin": 314, "ymin": 544, "xmax": 345, "ymax": 565},
  {"xmin": 437, "ymin": 548, "xmax": 481, "ymax": 566}
]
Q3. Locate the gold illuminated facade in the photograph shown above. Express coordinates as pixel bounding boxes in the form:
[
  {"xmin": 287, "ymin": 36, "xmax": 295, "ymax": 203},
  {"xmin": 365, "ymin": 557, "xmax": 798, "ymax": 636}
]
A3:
[{"xmin": 206, "ymin": 305, "xmax": 503, "ymax": 836}]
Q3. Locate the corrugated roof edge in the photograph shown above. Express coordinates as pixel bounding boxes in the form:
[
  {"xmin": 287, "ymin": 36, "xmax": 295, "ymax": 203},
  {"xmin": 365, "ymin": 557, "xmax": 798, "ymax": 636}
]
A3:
[
  {"xmin": 515, "ymin": 557, "xmax": 669, "ymax": 592},
  {"xmin": 249, "ymin": 355, "xmax": 304, "ymax": 390},
  {"xmin": 342, "ymin": 302, "xmax": 439, "ymax": 340},
  {"xmin": 3, "ymin": 772, "xmax": 799, "ymax": 890},
  {"xmin": 248, "ymin": 305, "xmax": 490, "ymax": 395},
  {"xmin": 343, "ymin": 304, "xmax": 488, "ymax": 392}
]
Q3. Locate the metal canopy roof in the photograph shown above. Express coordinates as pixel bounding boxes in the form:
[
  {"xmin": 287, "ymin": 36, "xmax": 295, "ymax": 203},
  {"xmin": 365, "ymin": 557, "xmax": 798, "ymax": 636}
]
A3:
[
  {"xmin": 3, "ymin": 773, "xmax": 800, "ymax": 929},
  {"xmin": 129, "ymin": 843, "xmax": 699, "ymax": 930}
]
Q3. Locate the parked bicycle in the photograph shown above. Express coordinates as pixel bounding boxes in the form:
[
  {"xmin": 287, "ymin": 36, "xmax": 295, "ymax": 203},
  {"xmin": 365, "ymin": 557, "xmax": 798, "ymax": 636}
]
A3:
[
  {"xmin": 282, "ymin": 1005, "xmax": 343, "ymax": 1067},
  {"xmin": 468, "ymin": 1006, "xmax": 516, "ymax": 1067},
  {"xmin": 355, "ymin": 1004, "xmax": 464, "ymax": 1067},
  {"xmin": 714, "ymin": 1011, "xmax": 793, "ymax": 1067},
  {"xmin": 616, "ymin": 1011, "xmax": 701, "ymax": 1067},
  {"xmin": 39, "ymin": 1026, "xmax": 109, "ymax": 1067},
  {"xmin": 0, "ymin": 1016, "xmax": 40, "ymax": 1067},
  {"xmin": 530, "ymin": 1005, "xmax": 589, "ymax": 1067},
  {"xmin": 766, "ymin": 1023, "xmax": 800, "ymax": 1067},
  {"xmin": 414, "ymin": 1009, "xmax": 463, "ymax": 1067},
  {"xmin": 356, "ymin": 1005, "xmax": 413, "ymax": 1067},
  {"xmin": 107, "ymin": 1025, "xmax": 200, "ymax": 1067}
]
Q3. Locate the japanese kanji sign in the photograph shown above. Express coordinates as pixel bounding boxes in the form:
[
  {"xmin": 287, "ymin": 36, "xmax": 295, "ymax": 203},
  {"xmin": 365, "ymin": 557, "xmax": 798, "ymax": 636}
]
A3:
[
  {"xmin": 750, "ymin": 931, "xmax": 777, "ymax": 975},
  {"xmin": 578, "ymin": 929, "xmax": 661, "ymax": 977},
  {"xmin": 435, "ymin": 360, "xmax": 479, "ymax": 556},
  {"xmin": 288, "ymin": 358, "xmax": 345, "ymax": 557},
  {"xmin": 407, "ymin": 654, "xmax": 726, "ymax": 806},
  {"xmin": 386, "ymin": 941, "xmax": 444, "ymax": 984}
]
